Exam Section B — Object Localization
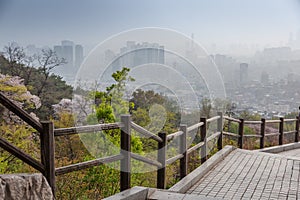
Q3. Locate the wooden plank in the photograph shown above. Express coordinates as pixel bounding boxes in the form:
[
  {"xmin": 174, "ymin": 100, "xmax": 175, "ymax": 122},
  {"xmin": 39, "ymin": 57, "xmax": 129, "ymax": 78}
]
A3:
[
  {"xmin": 238, "ymin": 119, "xmax": 244, "ymax": 149},
  {"xmin": 279, "ymin": 117, "xmax": 284, "ymax": 145},
  {"xmin": 265, "ymin": 132, "xmax": 280, "ymax": 137},
  {"xmin": 187, "ymin": 141, "xmax": 204, "ymax": 155},
  {"xmin": 157, "ymin": 132, "xmax": 166, "ymax": 189},
  {"xmin": 244, "ymin": 121, "xmax": 262, "ymax": 124},
  {"xmin": 207, "ymin": 132, "xmax": 221, "ymax": 142},
  {"xmin": 167, "ymin": 130, "xmax": 183, "ymax": 142},
  {"xmin": 217, "ymin": 112, "xmax": 223, "ymax": 150},
  {"xmin": 166, "ymin": 154, "xmax": 184, "ymax": 165},
  {"xmin": 243, "ymin": 134, "xmax": 262, "ymax": 138},
  {"xmin": 120, "ymin": 115, "xmax": 131, "ymax": 191},
  {"xmin": 131, "ymin": 153, "xmax": 162, "ymax": 168},
  {"xmin": 187, "ymin": 122, "xmax": 204, "ymax": 132},
  {"xmin": 0, "ymin": 92, "xmax": 43, "ymax": 133},
  {"xmin": 283, "ymin": 130, "xmax": 296, "ymax": 135},
  {"xmin": 0, "ymin": 137, "xmax": 44, "ymax": 173},
  {"xmin": 284, "ymin": 119, "xmax": 297, "ymax": 122},
  {"xmin": 207, "ymin": 116, "xmax": 220, "ymax": 123},
  {"xmin": 131, "ymin": 122, "xmax": 162, "ymax": 143},
  {"xmin": 200, "ymin": 118, "xmax": 207, "ymax": 163},
  {"xmin": 54, "ymin": 122, "xmax": 122, "ymax": 136},
  {"xmin": 41, "ymin": 121, "xmax": 55, "ymax": 195},
  {"xmin": 55, "ymin": 154, "xmax": 123, "ymax": 175},
  {"xmin": 224, "ymin": 116, "xmax": 241, "ymax": 123},
  {"xmin": 223, "ymin": 131, "xmax": 240, "ymax": 137},
  {"xmin": 296, "ymin": 117, "xmax": 299, "ymax": 142},
  {"xmin": 266, "ymin": 119, "xmax": 281, "ymax": 123},
  {"xmin": 260, "ymin": 118, "xmax": 266, "ymax": 149},
  {"xmin": 180, "ymin": 124, "xmax": 187, "ymax": 179}
]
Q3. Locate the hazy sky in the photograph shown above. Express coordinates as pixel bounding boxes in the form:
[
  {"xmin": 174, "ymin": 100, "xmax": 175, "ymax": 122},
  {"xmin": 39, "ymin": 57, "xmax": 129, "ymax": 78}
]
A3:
[{"xmin": 0, "ymin": 0, "xmax": 300, "ymax": 53}]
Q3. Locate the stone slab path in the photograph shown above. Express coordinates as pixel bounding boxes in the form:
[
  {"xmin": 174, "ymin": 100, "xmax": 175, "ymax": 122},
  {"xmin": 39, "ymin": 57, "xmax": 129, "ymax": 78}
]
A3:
[
  {"xmin": 278, "ymin": 148, "xmax": 300, "ymax": 159},
  {"xmin": 186, "ymin": 149, "xmax": 300, "ymax": 200}
]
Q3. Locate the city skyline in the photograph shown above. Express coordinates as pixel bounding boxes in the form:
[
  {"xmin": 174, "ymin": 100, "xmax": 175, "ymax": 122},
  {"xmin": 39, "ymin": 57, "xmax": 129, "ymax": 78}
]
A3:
[{"xmin": 0, "ymin": 0, "xmax": 300, "ymax": 56}]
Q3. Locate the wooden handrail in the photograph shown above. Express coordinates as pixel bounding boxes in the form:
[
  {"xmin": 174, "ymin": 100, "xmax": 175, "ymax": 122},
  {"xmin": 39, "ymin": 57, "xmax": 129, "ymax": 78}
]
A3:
[
  {"xmin": 224, "ymin": 116, "xmax": 241, "ymax": 123},
  {"xmin": 167, "ymin": 131, "xmax": 183, "ymax": 142},
  {"xmin": 54, "ymin": 122, "xmax": 123, "ymax": 136},
  {"xmin": 187, "ymin": 141, "xmax": 204, "ymax": 155},
  {"xmin": 207, "ymin": 116, "xmax": 220, "ymax": 123},
  {"xmin": 131, "ymin": 153, "xmax": 162, "ymax": 168},
  {"xmin": 0, "ymin": 137, "xmax": 44, "ymax": 173},
  {"xmin": 187, "ymin": 122, "xmax": 204, "ymax": 132},
  {"xmin": 166, "ymin": 154, "xmax": 184, "ymax": 165},
  {"xmin": 223, "ymin": 131, "xmax": 240, "ymax": 137},
  {"xmin": 266, "ymin": 119, "xmax": 281, "ymax": 123},
  {"xmin": 131, "ymin": 122, "xmax": 163, "ymax": 143},
  {"xmin": 55, "ymin": 154, "xmax": 123, "ymax": 176},
  {"xmin": 207, "ymin": 132, "xmax": 221, "ymax": 142},
  {"xmin": 244, "ymin": 121, "xmax": 262, "ymax": 124},
  {"xmin": 0, "ymin": 92, "xmax": 43, "ymax": 133}
]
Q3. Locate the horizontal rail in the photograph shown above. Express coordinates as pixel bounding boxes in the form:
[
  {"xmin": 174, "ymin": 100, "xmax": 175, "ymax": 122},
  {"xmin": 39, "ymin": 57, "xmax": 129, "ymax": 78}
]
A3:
[
  {"xmin": 131, "ymin": 153, "xmax": 162, "ymax": 168},
  {"xmin": 0, "ymin": 137, "xmax": 44, "ymax": 173},
  {"xmin": 55, "ymin": 154, "xmax": 123, "ymax": 176},
  {"xmin": 244, "ymin": 121, "xmax": 262, "ymax": 125},
  {"xmin": 167, "ymin": 131, "xmax": 183, "ymax": 142},
  {"xmin": 0, "ymin": 92, "xmax": 43, "ymax": 133},
  {"xmin": 244, "ymin": 134, "xmax": 262, "ymax": 138},
  {"xmin": 265, "ymin": 132, "xmax": 280, "ymax": 137},
  {"xmin": 266, "ymin": 120, "xmax": 281, "ymax": 123},
  {"xmin": 224, "ymin": 116, "xmax": 241, "ymax": 123},
  {"xmin": 166, "ymin": 154, "xmax": 184, "ymax": 165},
  {"xmin": 207, "ymin": 116, "xmax": 220, "ymax": 123},
  {"xmin": 187, "ymin": 122, "xmax": 204, "ymax": 132},
  {"xmin": 223, "ymin": 131, "xmax": 240, "ymax": 137},
  {"xmin": 284, "ymin": 119, "xmax": 297, "ymax": 122},
  {"xmin": 187, "ymin": 141, "xmax": 204, "ymax": 155},
  {"xmin": 54, "ymin": 122, "xmax": 123, "ymax": 136},
  {"xmin": 131, "ymin": 122, "xmax": 163, "ymax": 143},
  {"xmin": 283, "ymin": 130, "xmax": 296, "ymax": 135},
  {"xmin": 207, "ymin": 132, "xmax": 221, "ymax": 142}
]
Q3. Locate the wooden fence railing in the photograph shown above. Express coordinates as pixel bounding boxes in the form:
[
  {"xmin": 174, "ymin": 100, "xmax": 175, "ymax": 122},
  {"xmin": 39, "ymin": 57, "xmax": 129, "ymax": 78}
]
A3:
[{"xmin": 0, "ymin": 92, "xmax": 299, "ymax": 195}]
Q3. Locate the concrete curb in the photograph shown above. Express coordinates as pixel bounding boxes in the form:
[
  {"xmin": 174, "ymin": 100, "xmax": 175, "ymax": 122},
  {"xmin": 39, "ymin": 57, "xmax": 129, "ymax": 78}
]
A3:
[
  {"xmin": 168, "ymin": 145, "xmax": 236, "ymax": 193},
  {"xmin": 103, "ymin": 186, "xmax": 149, "ymax": 200},
  {"xmin": 254, "ymin": 142, "xmax": 300, "ymax": 153}
]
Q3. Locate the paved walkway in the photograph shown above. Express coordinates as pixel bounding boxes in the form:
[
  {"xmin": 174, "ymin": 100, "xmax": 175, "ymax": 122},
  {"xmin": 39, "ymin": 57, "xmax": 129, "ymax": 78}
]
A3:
[
  {"xmin": 278, "ymin": 148, "xmax": 300, "ymax": 159},
  {"xmin": 186, "ymin": 149, "xmax": 300, "ymax": 200}
]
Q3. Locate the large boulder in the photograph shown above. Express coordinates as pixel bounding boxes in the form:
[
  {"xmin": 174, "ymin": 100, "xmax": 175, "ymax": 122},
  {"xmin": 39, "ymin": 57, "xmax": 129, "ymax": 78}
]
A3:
[{"xmin": 0, "ymin": 174, "xmax": 53, "ymax": 200}]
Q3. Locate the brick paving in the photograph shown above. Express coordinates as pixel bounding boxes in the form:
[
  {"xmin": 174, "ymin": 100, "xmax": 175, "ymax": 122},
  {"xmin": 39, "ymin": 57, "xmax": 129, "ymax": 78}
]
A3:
[{"xmin": 186, "ymin": 149, "xmax": 300, "ymax": 199}]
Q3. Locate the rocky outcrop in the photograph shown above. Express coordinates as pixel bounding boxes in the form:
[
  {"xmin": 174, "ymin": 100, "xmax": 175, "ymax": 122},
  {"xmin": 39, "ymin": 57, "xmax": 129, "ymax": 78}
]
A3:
[{"xmin": 0, "ymin": 173, "xmax": 53, "ymax": 200}]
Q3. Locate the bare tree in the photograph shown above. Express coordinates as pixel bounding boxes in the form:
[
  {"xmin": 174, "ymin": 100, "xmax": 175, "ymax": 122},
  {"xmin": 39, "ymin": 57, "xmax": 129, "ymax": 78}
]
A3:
[
  {"xmin": 3, "ymin": 42, "xmax": 26, "ymax": 76},
  {"xmin": 37, "ymin": 48, "xmax": 66, "ymax": 96}
]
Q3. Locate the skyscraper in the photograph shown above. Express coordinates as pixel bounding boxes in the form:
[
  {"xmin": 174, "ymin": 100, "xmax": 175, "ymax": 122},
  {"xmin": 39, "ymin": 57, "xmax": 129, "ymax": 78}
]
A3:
[
  {"xmin": 240, "ymin": 63, "xmax": 248, "ymax": 86},
  {"xmin": 75, "ymin": 45, "xmax": 83, "ymax": 69}
]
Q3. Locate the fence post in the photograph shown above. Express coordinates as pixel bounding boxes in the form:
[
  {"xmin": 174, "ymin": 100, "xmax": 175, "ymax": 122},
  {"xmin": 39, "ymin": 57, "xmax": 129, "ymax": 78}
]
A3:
[
  {"xmin": 279, "ymin": 117, "xmax": 284, "ymax": 145},
  {"xmin": 200, "ymin": 117, "xmax": 207, "ymax": 164},
  {"xmin": 260, "ymin": 118, "xmax": 266, "ymax": 149},
  {"xmin": 180, "ymin": 124, "xmax": 187, "ymax": 179},
  {"xmin": 157, "ymin": 132, "xmax": 167, "ymax": 189},
  {"xmin": 295, "ymin": 117, "xmax": 299, "ymax": 143},
  {"xmin": 238, "ymin": 119, "xmax": 244, "ymax": 149},
  {"xmin": 120, "ymin": 115, "xmax": 131, "ymax": 191},
  {"xmin": 217, "ymin": 112, "xmax": 223, "ymax": 151},
  {"xmin": 40, "ymin": 121, "xmax": 55, "ymax": 196}
]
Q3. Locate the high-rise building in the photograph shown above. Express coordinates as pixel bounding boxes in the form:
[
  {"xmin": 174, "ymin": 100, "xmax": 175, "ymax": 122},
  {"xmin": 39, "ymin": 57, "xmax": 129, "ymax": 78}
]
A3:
[
  {"xmin": 75, "ymin": 45, "xmax": 83, "ymax": 69},
  {"xmin": 61, "ymin": 40, "xmax": 74, "ymax": 71},
  {"xmin": 53, "ymin": 40, "xmax": 84, "ymax": 83},
  {"xmin": 240, "ymin": 63, "xmax": 248, "ymax": 86}
]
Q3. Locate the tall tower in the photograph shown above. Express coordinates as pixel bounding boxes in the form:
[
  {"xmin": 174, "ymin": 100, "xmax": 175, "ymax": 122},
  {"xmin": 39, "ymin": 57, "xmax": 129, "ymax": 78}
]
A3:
[
  {"xmin": 240, "ymin": 63, "xmax": 248, "ymax": 86},
  {"xmin": 61, "ymin": 40, "xmax": 74, "ymax": 73},
  {"xmin": 75, "ymin": 45, "xmax": 83, "ymax": 69}
]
